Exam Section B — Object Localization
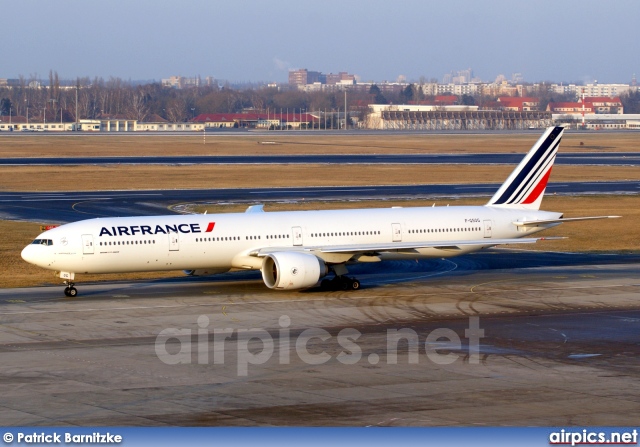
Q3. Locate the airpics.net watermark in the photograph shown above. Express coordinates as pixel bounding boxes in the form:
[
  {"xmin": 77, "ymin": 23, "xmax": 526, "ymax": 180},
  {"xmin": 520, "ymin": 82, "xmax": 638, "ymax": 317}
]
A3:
[{"xmin": 155, "ymin": 315, "xmax": 485, "ymax": 376}]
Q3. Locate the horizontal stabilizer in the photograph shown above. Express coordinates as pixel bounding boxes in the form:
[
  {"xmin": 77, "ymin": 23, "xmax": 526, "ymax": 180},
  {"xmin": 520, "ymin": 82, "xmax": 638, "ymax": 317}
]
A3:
[
  {"xmin": 245, "ymin": 204, "xmax": 265, "ymax": 213},
  {"xmin": 513, "ymin": 215, "xmax": 620, "ymax": 227}
]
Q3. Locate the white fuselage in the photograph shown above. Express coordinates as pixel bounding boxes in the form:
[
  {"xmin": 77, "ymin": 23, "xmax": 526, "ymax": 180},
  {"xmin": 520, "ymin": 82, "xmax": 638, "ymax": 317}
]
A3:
[{"xmin": 21, "ymin": 205, "xmax": 560, "ymax": 275}]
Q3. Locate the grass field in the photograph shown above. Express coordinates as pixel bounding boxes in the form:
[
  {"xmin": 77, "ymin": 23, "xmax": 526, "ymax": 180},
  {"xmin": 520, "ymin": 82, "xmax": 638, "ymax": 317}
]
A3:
[
  {"xmin": 0, "ymin": 164, "xmax": 638, "ymax": 192},
  {"xmin": 1, "ymin": 132, "xmax": 638, "ymax": 289},
  {"xmin": 0, "ymin": 131, "xmax": 639, "ymax": 157}
]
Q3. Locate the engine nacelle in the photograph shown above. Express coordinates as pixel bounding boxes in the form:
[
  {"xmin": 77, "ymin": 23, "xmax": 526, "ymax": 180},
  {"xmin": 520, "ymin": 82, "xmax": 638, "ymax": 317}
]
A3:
[
  {"xmin": 261, "ymin": 252, "xmax": 327, "ymax": 290},
  {"xmin": 183, "ymin": 268, "xmax": 229, "ymax": 277}
]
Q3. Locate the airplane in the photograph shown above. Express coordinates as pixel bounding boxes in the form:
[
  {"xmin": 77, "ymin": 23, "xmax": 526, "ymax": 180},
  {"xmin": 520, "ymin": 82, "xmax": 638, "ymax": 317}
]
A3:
[{"xmin": 21, "ymin": 126, "xmax": 618, "ymax": 297}]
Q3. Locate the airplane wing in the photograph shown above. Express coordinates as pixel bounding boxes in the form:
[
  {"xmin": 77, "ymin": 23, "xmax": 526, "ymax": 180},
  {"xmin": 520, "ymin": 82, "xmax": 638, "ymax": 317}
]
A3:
[
  {"xmin": 512, "ymin": 215, "xmax": 620, "ymax": 227},
  {"xmin": 250, "ymin": 236, "xmax": 565, "ymax": 257}
]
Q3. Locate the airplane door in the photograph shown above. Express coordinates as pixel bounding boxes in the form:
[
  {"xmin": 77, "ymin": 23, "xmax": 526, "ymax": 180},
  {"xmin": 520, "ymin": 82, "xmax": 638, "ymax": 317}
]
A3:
[
  {"xmin": 169, "ymin": 232, "xmax": 179, "ymax": 251},
  {"xmin": 292, "ymin": 226, "xmax": 303, "ymax": 246},
  {"xmin": 81, "ymin": 234, "xmax": 94, "ymax": 254},
  {"xmin": 391, "ymin": 223, "xmax": 402, "ymax": 242},
  {"xmin": 483, "ymin": 219, "xmax": 492, "ymax": 238}
]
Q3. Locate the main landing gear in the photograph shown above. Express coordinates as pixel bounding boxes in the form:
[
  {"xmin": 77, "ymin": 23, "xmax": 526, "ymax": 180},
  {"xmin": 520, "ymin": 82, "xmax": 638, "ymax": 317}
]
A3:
[
  {"xmin": 63, "ymin": 281, "xmax": 78, "ymax": 297},
  {"xmin": 320, "ymin": 275, "xmax": 361, "ymax": 291},
  {"xmin": 320, "ymin": 264, "xmax": 361, "ymax": 291}
]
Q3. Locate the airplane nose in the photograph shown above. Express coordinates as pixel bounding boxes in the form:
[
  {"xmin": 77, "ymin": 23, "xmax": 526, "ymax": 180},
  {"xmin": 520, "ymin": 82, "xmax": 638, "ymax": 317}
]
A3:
[{"xmin": 21, "ymin": 244, "xmax": 37, "ymax": 265}]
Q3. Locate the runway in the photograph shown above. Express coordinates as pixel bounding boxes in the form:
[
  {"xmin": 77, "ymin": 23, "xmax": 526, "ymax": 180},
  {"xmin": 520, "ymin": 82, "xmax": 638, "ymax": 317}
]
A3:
[
  {"xmin": 1, "ymin": 181, "xmax": 638, "ymax": 223},
  {"xmin": 2, "ymin": 153, "xmax": 640, "ymax": 166},
  {"xmin": 1, "ymin": 251, "xmax": 639, "ymax": 426}
]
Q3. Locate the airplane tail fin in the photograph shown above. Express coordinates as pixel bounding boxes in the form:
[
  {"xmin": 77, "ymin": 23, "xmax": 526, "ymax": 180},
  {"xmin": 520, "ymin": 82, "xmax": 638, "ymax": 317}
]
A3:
[{"xmin": 487, "ymin": 126, "xmax": 564, "ymax": 210}]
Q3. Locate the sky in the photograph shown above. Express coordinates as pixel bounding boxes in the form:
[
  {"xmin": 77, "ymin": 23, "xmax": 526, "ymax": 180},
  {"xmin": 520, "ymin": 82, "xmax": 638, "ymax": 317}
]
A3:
[{"xmin": 4, "ymin": 0, "xmax": 640, "ymax": 84}]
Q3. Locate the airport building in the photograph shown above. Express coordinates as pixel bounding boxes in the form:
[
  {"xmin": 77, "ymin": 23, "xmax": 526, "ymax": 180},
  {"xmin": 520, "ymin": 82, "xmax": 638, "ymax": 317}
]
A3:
[
  {"xmin": 547, "ymin": 97, "xmax": 624, "ymax": 115},
  {"xmin": 367, "ymin": 101, "xmax": 640, "ymax": 130},
  {"xmin": 552, "ymin": 113, "xmax": 640, "ymax": 130},
  {"xmin": 193, "ymin": 112, "xmax": 319, "ymax": 129},
  {"xmin": 0, "ymin": 119, "xmax": 205, "ymax": 132},
  {"xmin": 366, "ymin": 104, "xmax": 553, "ymax": 130},
  {"xmin": 496, "ymin": 97, "xmax": 540, "ymax": 112}
]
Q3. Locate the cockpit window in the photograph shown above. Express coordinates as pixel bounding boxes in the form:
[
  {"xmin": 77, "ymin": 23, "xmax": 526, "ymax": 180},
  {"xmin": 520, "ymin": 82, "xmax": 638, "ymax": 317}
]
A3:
[{"xmin": 31, "ymin": 239, "xmax": 53, "ymax": 246}]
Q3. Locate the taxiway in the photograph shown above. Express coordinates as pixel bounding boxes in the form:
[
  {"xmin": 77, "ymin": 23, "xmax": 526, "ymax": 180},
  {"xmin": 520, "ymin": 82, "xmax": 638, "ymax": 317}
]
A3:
[{"xmin": 2, "ymin": 153, "xmax": 640, "ymax": 166}]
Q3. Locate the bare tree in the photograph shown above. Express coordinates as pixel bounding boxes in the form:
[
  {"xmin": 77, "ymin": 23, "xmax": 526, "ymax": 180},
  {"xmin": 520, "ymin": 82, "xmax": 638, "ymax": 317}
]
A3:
[{"xmin": 129, "ymin": 89, "xmax": 149, "ymax": 121}]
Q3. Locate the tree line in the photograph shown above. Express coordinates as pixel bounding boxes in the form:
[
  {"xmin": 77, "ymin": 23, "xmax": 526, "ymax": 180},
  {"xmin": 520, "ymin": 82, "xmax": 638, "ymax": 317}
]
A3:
[
  {"xmin": 0, "ymin": 72, "xmax": 386, "ymax": 123},
  {"xmin": 1, "ymin": 71, "xmax": 638, "ymax": 123}
]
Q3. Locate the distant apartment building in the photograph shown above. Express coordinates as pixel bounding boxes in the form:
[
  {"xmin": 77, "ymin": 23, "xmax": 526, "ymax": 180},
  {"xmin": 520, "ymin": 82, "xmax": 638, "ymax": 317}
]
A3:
[
  {"xmin": 418, "ymin": 83, "xmax": 479, "ymax": 96},
  {"xmin": 482, "ymin": 82, "xmax": 519, "ymax": 97},
  {"xmin": 289, "ymin": 69, "xmax": 355, "ymax": 87},
  {"xmin": 577, "ymin": 83, "xmax": 633, "ymax": 98},
  {"xmin": 442, "ymin": 68, "xmax": 481, "ymax": 85},
  {"xmin": 288, "ymin": 69, "xmax": 323, "ymax": 86},
  {"xmin": 511, "ymin": 73, "xmax": 524, "ymax": 84},
  {"xmin": 549, "ymin": 83, "xmax": 635, "ymax": 98},
  {"xmin": 325, "ymin": 72, "xmax": 355, "ymax": 85},
  {"xmin": 0, "ymin": 78, "xmax": 37, "ymax": 88},
  {"xmin": 162, "ymin": 76, "xmax": 216, "ymax": 89}
]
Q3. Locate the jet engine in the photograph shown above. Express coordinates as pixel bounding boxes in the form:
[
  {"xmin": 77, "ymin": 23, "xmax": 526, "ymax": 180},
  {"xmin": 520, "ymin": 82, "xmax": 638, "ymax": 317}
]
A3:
[{"xmin": 261, "ymin": 252, "xmax": 328, "ymax": 290}]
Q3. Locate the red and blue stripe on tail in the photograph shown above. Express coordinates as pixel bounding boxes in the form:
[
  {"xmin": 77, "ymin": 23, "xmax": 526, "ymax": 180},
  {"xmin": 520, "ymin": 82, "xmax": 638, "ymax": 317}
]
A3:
[{"xmin": 487, "ymin": 126, "xmax": 564, "ymax": 210}]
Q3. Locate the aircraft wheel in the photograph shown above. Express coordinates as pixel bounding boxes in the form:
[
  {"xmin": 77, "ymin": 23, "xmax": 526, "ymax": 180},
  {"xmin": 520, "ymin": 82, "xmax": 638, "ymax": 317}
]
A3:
[
  {"xmin": 65, "ymin": 287, "xmax": 78, "ymax": 297},
  {"xmin": 350, "ymin": 279, "xmax": 360, "ymax": 290}
]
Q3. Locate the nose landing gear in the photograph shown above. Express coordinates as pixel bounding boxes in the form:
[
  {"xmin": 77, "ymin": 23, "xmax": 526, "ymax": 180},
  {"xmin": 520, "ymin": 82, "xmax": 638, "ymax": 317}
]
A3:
[{"xmin": 63, "ymin": 281, "xmax": 78, "ymax": 297}]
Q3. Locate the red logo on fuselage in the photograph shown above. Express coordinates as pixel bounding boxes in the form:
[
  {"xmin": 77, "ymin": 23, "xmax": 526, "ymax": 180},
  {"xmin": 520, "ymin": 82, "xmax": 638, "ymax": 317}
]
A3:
[{"xmin": 205, "ymin": 222, "xmax": 216, "ymax": 232}]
